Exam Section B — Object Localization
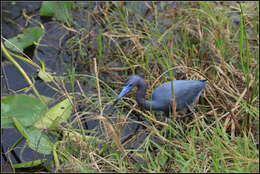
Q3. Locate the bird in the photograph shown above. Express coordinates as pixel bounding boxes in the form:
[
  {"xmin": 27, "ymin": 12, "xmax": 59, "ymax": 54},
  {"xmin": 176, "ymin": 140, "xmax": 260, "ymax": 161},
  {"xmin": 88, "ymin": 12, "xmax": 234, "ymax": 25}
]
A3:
[{"xmin": 116, "ymin": 75, "xmax": 207, "ymax": 116}]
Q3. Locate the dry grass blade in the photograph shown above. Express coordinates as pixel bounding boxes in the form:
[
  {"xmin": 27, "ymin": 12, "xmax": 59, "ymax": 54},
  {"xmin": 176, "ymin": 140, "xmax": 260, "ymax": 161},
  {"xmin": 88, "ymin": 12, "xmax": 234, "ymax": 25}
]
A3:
[
  {"xmin": 149, "ymin": 125, "xmax": 185, "ymax": 150},
  {"xmin": 89, "ymin": 152, "xmax": 101, "ymax": 172},
  {"xmin": 98, "ymin": 116, "xmax": 124, "ymax": 152},
  {"xmin": 172, "ymin": 98, "xmax": 177, "ymax": 121},
  {"xmin": 93, "ymin": 58, "xmax": 103, "ymax": 114}
]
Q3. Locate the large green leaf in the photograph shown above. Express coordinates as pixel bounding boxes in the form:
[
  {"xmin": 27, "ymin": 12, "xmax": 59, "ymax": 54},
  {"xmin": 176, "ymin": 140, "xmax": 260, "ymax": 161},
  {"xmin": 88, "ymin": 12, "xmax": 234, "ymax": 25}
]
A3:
[
  {"xmin": 13, "ymin": 117, "xmax": 53, "ymax": 155},
  {"xmin": 4, "ymin": 26, "xmax": 45, "ymax": 52},
  {"xmin": 12, "ymin": 159, "xmax": 47, "ymax": 168},
  {"xmin": 34, "ymin": 97, "xmax": 73, "ymax": 129},
  {"xmin": 26, "ymin": 127, "xmax": 54, "ymax": 155},
  {"xmin": 1, "ymin": 94, "xmax": 48, "ymax": 128},
  {"xmin": 39, "ymin": 1, "xmax": 55, "ymax": 16},
  {"xmin": 40, "ymin": 2, "xmax": 73, "ymax": 24}
]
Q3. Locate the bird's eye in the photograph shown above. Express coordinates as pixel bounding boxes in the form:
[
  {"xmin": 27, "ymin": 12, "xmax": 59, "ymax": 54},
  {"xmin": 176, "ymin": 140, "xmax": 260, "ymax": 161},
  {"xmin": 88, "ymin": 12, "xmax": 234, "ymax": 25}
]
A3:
[{"xmin": 129, "ymin": 84, "xmax": 133, "ymax": 87}]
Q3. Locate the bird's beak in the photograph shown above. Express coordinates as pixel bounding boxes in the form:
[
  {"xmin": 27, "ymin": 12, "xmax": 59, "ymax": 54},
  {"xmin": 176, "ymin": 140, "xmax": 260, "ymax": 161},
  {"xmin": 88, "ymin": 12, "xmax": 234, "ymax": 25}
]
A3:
[{"xmin": 116, "ymin": 85, "xmax": 132, "ymax": 100}]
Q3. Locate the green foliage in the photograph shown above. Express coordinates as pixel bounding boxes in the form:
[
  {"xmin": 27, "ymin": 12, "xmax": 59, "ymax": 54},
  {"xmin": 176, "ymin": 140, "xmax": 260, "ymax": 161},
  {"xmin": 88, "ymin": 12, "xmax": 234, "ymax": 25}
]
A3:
[
  {"xmin": 4, "ymin": 27, "xmax": 44, "ymax": 52},
  {"xmin": 34, "ymin": 97, "xmax": 73, "ymax": 129},
  {"xmin": 38, "ymin": 70, "xmax": 54, "ymax": 82},
  {"xmin": 1, "ymin": 94, "xmax": 73, "ymax": 156},
  {"xmin": 40, "ymin": 2, "xmax": 74, "ymax": 25},
  {"xmin": 239, "ymin": 2, "xmax": 251, "ymax": 84},
  {"xmin": 13, "ymin": 117, "xmax": 53, "ymax": 155},
  {"xmin": 1, "ymin": 94, "xmax": 47, "ymax": 128},
  {"xmin": 25, "ymin": 127, "xmax": 54, "ymax": 155},
  {"xmin": 12, "ymin": 159, "xmax": 47, "ymax": 168}
]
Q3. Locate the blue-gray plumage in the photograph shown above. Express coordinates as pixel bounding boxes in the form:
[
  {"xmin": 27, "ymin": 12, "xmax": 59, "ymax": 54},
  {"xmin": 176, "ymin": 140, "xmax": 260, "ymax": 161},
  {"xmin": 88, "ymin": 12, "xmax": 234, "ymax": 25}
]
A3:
[{"xmin": 116, "ymin": 75, "xmax": 207, "ymax": 115}]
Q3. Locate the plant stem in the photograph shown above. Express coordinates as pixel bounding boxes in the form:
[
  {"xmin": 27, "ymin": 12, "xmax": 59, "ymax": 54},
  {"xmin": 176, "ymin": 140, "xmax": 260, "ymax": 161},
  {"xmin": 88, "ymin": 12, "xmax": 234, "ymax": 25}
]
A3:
[{"xmin": 1, "ymin": 41, "xmax": 45, "ymax": 103}]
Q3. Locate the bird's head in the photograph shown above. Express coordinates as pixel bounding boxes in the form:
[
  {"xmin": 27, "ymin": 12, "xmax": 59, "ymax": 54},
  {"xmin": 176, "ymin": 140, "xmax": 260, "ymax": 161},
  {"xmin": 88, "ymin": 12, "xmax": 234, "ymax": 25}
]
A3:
[{"xmin": 116, "ymin": 75, "xmax": 143, "ymax": 100}]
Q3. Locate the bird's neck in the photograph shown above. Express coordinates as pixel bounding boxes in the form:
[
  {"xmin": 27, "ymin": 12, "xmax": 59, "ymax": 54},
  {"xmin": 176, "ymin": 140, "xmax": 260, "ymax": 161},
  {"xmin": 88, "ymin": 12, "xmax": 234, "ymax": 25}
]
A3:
[
  {"xmin": 136, "ymin": 80, "xmax": 146, "ymax": 106},
  {"xmin": 136, "ymin": 80, "xmax": 156, "ymax": 110}
]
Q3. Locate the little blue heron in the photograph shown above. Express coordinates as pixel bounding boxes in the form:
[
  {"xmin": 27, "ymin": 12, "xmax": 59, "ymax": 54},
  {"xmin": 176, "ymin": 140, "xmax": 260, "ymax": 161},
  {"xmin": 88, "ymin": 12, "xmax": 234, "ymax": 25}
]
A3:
[{"xmin": 116, "ymin": 75, "xmax": 207, "ymax": 116}]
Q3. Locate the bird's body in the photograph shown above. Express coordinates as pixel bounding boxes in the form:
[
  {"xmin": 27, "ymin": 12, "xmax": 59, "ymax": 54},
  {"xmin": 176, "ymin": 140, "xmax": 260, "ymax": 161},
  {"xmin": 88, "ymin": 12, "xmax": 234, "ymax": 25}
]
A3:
[{"xmin": 116, "ymin": 75, "xmax": 207, "ymax": 116}]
